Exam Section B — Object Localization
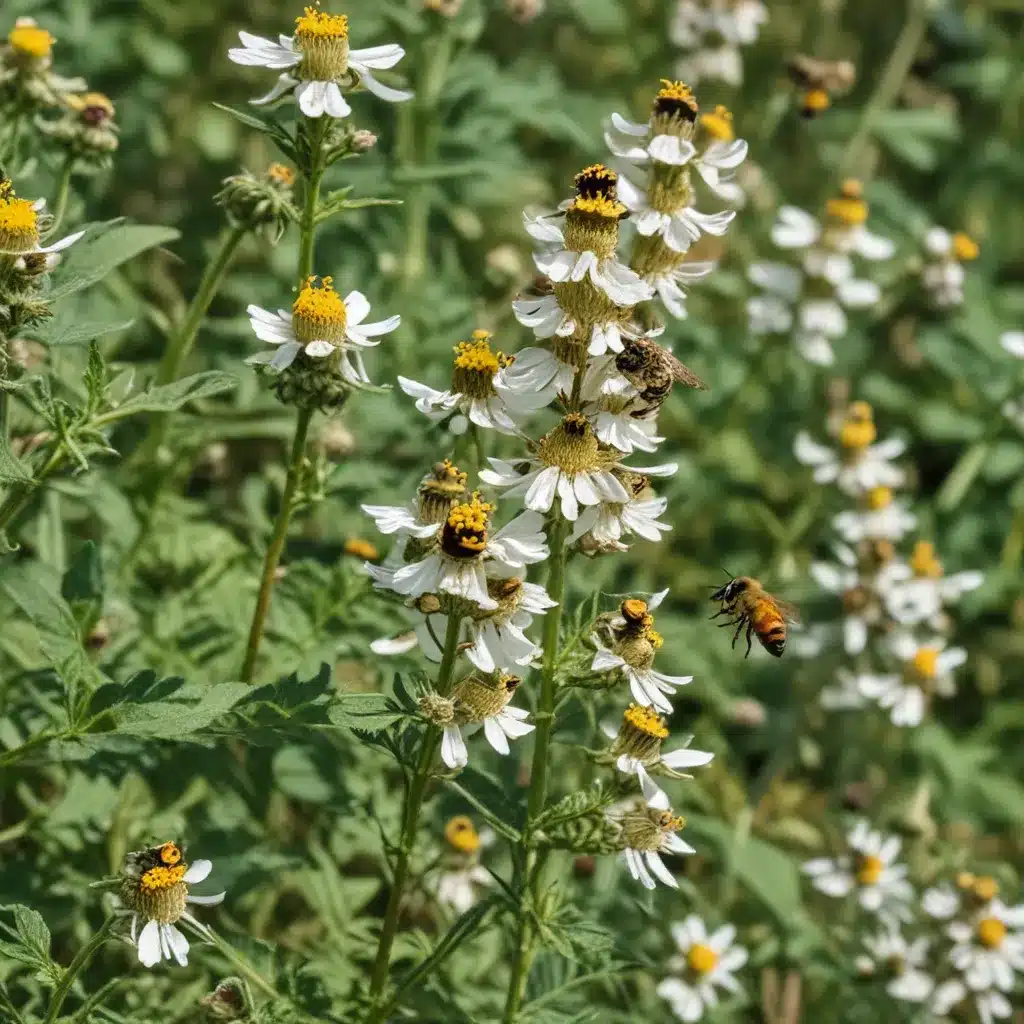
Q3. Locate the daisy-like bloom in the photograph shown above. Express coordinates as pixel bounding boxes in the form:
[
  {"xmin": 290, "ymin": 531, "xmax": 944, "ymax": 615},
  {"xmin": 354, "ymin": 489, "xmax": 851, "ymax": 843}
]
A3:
[
  {"xmin": 607, "ymin": 83, "xmax": 743, "ymax": 254},
  {"xmin": 794, "ymin": 401, "xmax": 906, "ymax": 497},
  {"xmin": 480, "ymin": 413, "xmax": 631, "ymax": 522},
  {"xmin": 371, "ymin": 576, "xmax": 556, "ymax": 673},
  {"xmin": 590, "ymin": 592, "xmax": 693, "ymax": 713},
  {"xmin": 437, "ymin": 672, "xmax": 535, "ymax": 769},
  {"xmin": 0, "ymin": 179, "xmax": 84, "ymax": 262},
  {"xmin": 669, "ymin": 0, "xmax": 767, "ymax": 86},
  {"xmin": 819, "ymin": 667, "xmax": 869, "ymax": 711},
  {"xmin": 657, "ymin": 915, "xmax": 748, "ymax": 1021},
  {"xmin": 802, "ymin": 820, "xmax": 913, "ymax": 921},
  {"xmin": 582, "ymin": 372, "xmax": 664, "ymax": 454},
  {"xmin": 118, "ymin": 841, "xmax": 225, "ymax": 968},
  {"xmin": 493, "ymin": 345, "xmax": 576, "ymax": 414},
  {"xmin": 569, "ymin": 464, "xmax": 676, "ymax": 552},
  {"xmin": 856, "ymin": 928, "xmax": 966, "ymax": 1012},
  {"xmin": 833, "ymin": 486, "xmax": 917, "ymax": 545},
  {"xmin": 645, "ymin": 257, "xmax": 717, "ymax": 320},
  {"xmin": 381, "ymin": 496, "xmax": 548, "ymax": 611},
  {"xmin": 363, "ymin": 458, "xmax": 470, "ymax": 538},
  {"xmin": 921, "ymin": 227, "xmax": 979, "ymax": 309},
  {"xmin": 884, "ymin": 540, "xmax": 983, "ymax": 628},
  {"xmin": 947, "ymin": 898, "xmax": 1024, "ymax": 1004},
  {"xmin": 857, "ymin": 633, "xmax": 966, "ymax": 727},
  {"xmin": 433, "ymin": 816, "xmax": 492, "ymax": 914},
  {"xmin": 598, "ymin": 703, "xmax": 713, "ymax": 801},
  {"xmin": 398, "ymin": 330, "xmax": 519, "ymax": 434},
  {"xmin": 246, "ymin": 275, "xmax": 400, "ymax": 382},
  {"xmin": 610, "ymin": 772, "xmax": 695, "ymax": 890},
  {"xmin": 227, "ymin": 6, "xmax": 411, "ymax": 119},
  {"xmin": 748, "ymin": 181, "xmax": 893, "ymax": 365},
  {"xmin": 1002, "ymin": 331, "xmax": 1024, "ymax": 359}
]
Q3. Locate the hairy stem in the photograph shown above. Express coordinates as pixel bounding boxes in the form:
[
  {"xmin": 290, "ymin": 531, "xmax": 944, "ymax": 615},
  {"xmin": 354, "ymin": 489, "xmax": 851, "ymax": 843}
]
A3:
[
  {"xmin": 206, "ymin": 928, "xmax": 280, "ymax": 1001},
  {"xmin": 367, "ymin": 612, "xmax": 463, "ymax": 1012},
  {"xmin": 238, "ymin": 405, "xmax": 313, "ymax": 683},
  {"xmin": 44, "ymin": 155, "xmax": 75, "ymax": 240},
  {"xmin": 297, "ymin": 117, "xmax": 328, "ymax": 286},
  {"xmin": 42, "ymin": 916, "xmax": 115, "ymax": 1024}
]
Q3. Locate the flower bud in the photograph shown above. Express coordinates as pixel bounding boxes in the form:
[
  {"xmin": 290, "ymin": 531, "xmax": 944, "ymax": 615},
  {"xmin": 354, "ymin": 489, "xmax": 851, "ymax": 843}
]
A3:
[{"xmin": 214, "ymin": 164, "xmax": 297, "ymax": 244}]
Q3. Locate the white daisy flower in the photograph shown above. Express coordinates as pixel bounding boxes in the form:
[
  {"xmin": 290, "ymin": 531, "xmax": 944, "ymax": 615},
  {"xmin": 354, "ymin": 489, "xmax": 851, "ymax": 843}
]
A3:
[
  {"xmin": 398, "ymin": 330, "xmax": 520, "ymax": 435},
  {"xmin": 646, "ymin": 258, "xmax": 717, "ymax": 320},
  {"xmin": 581, "ymin": 371, "xmax": 664, "ymax": 454},
  {"xmin": 612, "ymin": 772, "xmax": 695, "ymax": 890},
  {"xmin": 599, "ymin": 703, "xmax": 713, "ymax": 802},
  {"xmin": 480, "ymin": 414, "xmax": 632, "ymax": 522},
  {"xmin": 0, "ymin": 182, "xmax": 84, "ymax": 262},
  {"xmin": 380, "ymin": 498, "xmax": 548, "ymax": 612},
  {"xmin": 819, "ymin": 667, "xmax": 870, "ymax": 711},
  {"xmin": 771, "ymin": 191, "xmax": 894, "ymax": 262},
  {"xmin": 246, "ymin": 276, "xmax": 400, "ymax": 382},
  {"xmin": 433, "ymin": 816, "xmax": 492, "ymax": 915},
  {"xmin": 493, "ymin": 345, "xmax": 576, "ymax": 414},
  {"xmin": 590, "ymin": 591, "xmax": 692, "ymax": 713},
  {"xmin": 657, "ymin": 914, "xmax": 748, "ymax": 1022},
  {"xmin": 511, "ymin": 291, "xmax": 642, "ymax": 356},
  {"xmin": 858, "ymin": 929, "xmax": 965, "ymax": 1011},
  {"xmin": 948, "ymin": 899, "xmax": 1024, "ymax": 997},
  {"xmin": 884, "ymin": 540, "xmax": 984, "ymax": 628},
  {"xmin": 119, "ymin": 842, "xmax": 225, "ymax": 969},
  {"xmin": 439, "ymin": 673, "xmax": 535, "ymax": 769},
  {"xmin": 670, "ymin": 0, "xmax": 767, "ymax": 86},
  {"xmin": 793, "ymin": 402, "xmax": 906, "ymax": 496},
  {"xmin": 921, "ymin": 228, "xmax": 978, "ymax": 309},
  {"xmin": 802, "ymin": 820, "xmax": 913, "ymax": 921},
  {"xmin": 833, "ymin": 487, "xmax": 917, "ymax": 544},
  {"xmin": 227, "ymin": 8, "xmax": 411, "ymax": 119}
]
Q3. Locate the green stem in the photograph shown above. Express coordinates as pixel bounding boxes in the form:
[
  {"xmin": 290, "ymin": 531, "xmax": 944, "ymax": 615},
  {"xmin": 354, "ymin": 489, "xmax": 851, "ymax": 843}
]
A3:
[
  {"xmin": 238, "ymin": 405, "xmax": 314, "ymax": 683},
  {"xmin": 838, "ymin": 0, "xmax": 929, "ymax": 178},
  {"xmin": 206, "ymin": 929, "xmax": 280, "ymax": 1001},
  {"xmin": 0, "ymin": 443, "xmax": 66, "ymax": 538},
  {"xmin": 43, "ymin": 916, "xmax": 115, "ymax": 1024},
  {"xmin": 44, "ymin": 156, "xmax": 75, "ymax": 240},
  {"xmin": 367, "ymin": 612, "xmax": 463, "ymax": 1014},
  {"xmin": 297, "ymin": 118, "xmax": 327, "ymax": 286}
]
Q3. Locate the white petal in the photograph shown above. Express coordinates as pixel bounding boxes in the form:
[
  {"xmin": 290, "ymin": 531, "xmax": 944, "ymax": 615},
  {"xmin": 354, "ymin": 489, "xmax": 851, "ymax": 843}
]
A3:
[
  {"xmin": 182, "ymin": 859, "xmax": 212, "ymax": 884},
  {"xmin": 441, "ymin": 725, "xmax": 468, "ymax": 769},
  {"xmin": 137, "ymin": 919, "xmax": 163, "ymax": 967}
]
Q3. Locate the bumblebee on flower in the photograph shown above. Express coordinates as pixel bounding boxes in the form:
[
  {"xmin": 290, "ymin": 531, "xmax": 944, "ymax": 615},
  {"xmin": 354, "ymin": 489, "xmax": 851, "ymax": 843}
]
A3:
[
  {"xmin": 228, "ymin": 6, "xmax": 412, "ymax": 119},
  {"xmin": 114, "ymin": 841, "xmax": 225, "ymax": 968}
]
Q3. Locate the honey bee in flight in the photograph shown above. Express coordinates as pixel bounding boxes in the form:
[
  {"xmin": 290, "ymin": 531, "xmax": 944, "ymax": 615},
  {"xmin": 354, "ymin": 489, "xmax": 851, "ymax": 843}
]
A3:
[
  {"xmin": 787, "ymin": 55, "xmax": 856, "ymax": 119},
  {"xmin": 710, "ymin": 576, "xmax": 799, "ymax": 658}
]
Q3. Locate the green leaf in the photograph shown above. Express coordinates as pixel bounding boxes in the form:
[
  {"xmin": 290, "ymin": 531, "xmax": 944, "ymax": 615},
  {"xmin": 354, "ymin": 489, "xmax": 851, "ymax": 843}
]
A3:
[
  {"xmin": 327, "ymin": 692, "xmax": 406, "ymax": 731},
  {"xmin": 97, "ymin": 371, "xmax": 237, "ymax": 422},
  {"xmin": 103, "ymin": 680, "xmax": 251, "ymax": 738},
  {"xmin": 273, "ymin": 747, "xmax": 332, "ymax": 803},
  {"xmin": 27, "ymin": 315, "xmax": 134, "ymax": 347},
  {"xmin": 62, "ymin": 541, "xmax": 104, "ymax": 606},
  {"xmin": 0, "ymin": 905, "xmax": 57, "ymax": 982},
  {"xmin": 47, "ymin": 221, "xmax": 181, "ymax": 299},
  {"xmin": 0, "ymin": 433, "xmax": 33, "ymax": 485}
]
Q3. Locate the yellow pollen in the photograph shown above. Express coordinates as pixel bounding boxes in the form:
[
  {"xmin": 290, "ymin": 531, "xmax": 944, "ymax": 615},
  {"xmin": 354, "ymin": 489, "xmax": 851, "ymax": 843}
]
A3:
[
  {"xmin": 977, "ymin": 917, "xmax": 1006, "ymax": 949},
  {"xmin": 444, "ymin": 815, "xmax": 481, "ymax": 854},
  {"xmin": 951, "ymin": 232, "xmax": 978, "ymax": 261},
  {"xmin": 827, "ymin": 195, "xmax": 868, "ymax": 226},
  {"xmin": 911, "ymin": 647, "xmax": 939, "ymax": 680},
  {"xmin": 956, "ymin": 871, "xmax": 977, "ymax": 890},
  {"xmin": 0, "ymin": 182, "xmax": 39, "ymax": 249},
  {"xmin": 622, "ymin": 598, "xmax": 650, "ymax": 621},
  {"xmin": 840, "ymin": 418, "xmax": 877, "ymax": 450},
  {"xmin": 624, "ymin": 703, "xmax": 669, "ymax": 739},
  {"xmin": 866, "ymin": 486, "xmax": 892, "ymax": 510},
  {"xmin": 840, "ymin": 179, "xmax": 863, "ymax": 199},
  {"xmin": 687, "ymin": 943, "xmax": 719, "ymax": 975},
  {"xmin": 700, "ymin": 105, "xmax": 734, "ymax": 141},
  {"xmin": 803, "ymin": 88, "xmax": 831, "ymax": 113},
  {"xmin": 909, "ymin": 540, "xmax": 943, "ymax": 579},
  {"xmin": 446, "ymin": 496, "xmax": 493, "ymax": 552},
  {"xmin": 856, "ymin": 854, "xmax": 884, "ymax": 886},
  {"xmin": 973, "ymin": 876, "xmax": 999, "ymax": 902},
  {"xmin": 67, "ymin": 92, "xmax": 115, "ymax": 116},
  {"xmin": 344, "ymin": 537, "xmax": 379, "ymax": 560},
  {"xmin": 657, "ymin": 79, "xmax": 697, "ymax": 107},
  {"xmin": 647, "ymin": 628, "xmax": 664, "ymax": 649},
  {"xmin": 268, "ymin": 163, "xmax": 295, "ymax": 186},
  {"xmin": 294, "ymin": 6, "xmax": 349, "ymax": 39},
  {"xmin": 571, "ymin": 195, "xmax": 626, "ymax": 220},
  {"xmin": 140, "ymin": 864, "xmax": 187, "ymax": 891},
  {"xmin": 471, "ymin": 328, "xmax": 491, "ymax": 341},
  {"xmin": 848, "ymin": 400, "xmax": 873, "ymax": 420},
  {"xmin": 292, "ymin": 275, "xmax": 347, "ymax": 327},
  {"xmin": 8, "ymin": 23, "xmax": 54, "ymax": 57},
  {"xmin": 453, "ymin": 338, "xmax": 506, "ymax": 374}
]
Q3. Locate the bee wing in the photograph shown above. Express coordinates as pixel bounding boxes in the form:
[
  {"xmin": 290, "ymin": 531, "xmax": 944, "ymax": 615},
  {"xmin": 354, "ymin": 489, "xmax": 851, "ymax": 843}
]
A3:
[
  {"xmin": 772, "ymin": 597, "xmax": 801, "ymax": 625},
  {"xmin": 786, "ymin": 55, "xmax": 815, "ymax": 86},
  {"xmin": 666, "ymin": 352, "xmax": 709, "ymax": 390}
]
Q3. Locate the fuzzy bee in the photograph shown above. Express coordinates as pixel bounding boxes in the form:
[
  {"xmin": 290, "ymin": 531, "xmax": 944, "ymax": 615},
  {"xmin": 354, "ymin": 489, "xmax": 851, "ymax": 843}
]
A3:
[
  {"xmin": 787, "ymin": 54, "xmax": 856, "ymax": 119},
  {"xmin": 710, "ymin": 576, "xmax": 799, "ymax": 658},
  {"xmin": 615, "ymin": 336, "xmax": 707, "ymax": 415}
]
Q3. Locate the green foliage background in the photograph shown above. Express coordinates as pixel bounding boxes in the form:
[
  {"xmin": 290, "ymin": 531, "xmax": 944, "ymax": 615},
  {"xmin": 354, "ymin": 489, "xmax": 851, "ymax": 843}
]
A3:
[{"xmin": 1, "ymin": 0, "xmax": 1023, "ymax": 1021}]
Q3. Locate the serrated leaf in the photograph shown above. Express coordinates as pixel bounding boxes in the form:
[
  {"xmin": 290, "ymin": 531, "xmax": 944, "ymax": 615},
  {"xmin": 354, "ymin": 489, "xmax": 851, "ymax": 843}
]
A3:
[
  {"xmin": 327, "ymin": 692, "xmax": 406, "ymax": 731},
  {"xmin": 27, "ymin": 316, "xmax": 134, "ymax": 347},
  {"xmin": 91, "ymin": 678, "xmax": 251, "ymax": 738},
  {"xmin": 0, "ymin": 433, "xmax": 33, "ymax": 484},
  {"xmin": 47, "ymin": 221, "xmax": 181, "ymax": 299},
  {"xmin": 97, "ymin": 371, "xmax": 236, "ymax": 421}
]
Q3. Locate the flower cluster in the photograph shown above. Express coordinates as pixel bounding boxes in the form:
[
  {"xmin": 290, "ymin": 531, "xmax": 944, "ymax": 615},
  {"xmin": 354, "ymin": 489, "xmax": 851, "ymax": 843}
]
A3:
[
  {"xmin": 920, "ymin": 226, "xmax": 979, "ymax": 310},
  {"xmin": 748, "ymin": 179, "xmax": 894, "ymax": 365},
  {"xmin": 797, "ymin": 401, "xmax": 980, "ymax": 727},
  {"xmin": 669, "ymin": 0, "xmax": 768, "ymax": 86}
]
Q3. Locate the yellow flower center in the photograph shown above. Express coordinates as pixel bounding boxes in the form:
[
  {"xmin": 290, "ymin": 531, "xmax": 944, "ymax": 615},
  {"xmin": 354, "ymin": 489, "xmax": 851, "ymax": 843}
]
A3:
[
  {"xmin": 140, "ymin": 863, "xmax": 187, "ymax": 891},
  {"xmin": 952, "ymin": 232, "xmax": 978, "ymax": 262},
  {"xmin": 441, "ymin": 495, "xmax": 493, "ymax": 558},
  {"xmin": 803, "ymin": 88, "xmax": 831, "ymax": 114},
  {"xmin": 957, "ymin": 871, "xmax": 977, "ymax": 890},
  {"xmin": 295, "ymin": 6, "xmax": 349, "ymax": 40},
  {"xmin": 267, "ymin": 163, "xmax": 295, "ymax": 186},
  {"xmin": 974, "ymin": 876, "xmax": 1000, "ymax": 902},
  {"xmin": 344, "ymin": 537, "xmax": 379, "ymax": 560},
  {"xmin": 827, "ymin": 195, "xmax": 868, "ymax": 226},
  {"xmin": 623, "ymin": 703, "xmax": 669, "ymax": 739},
  {"xmin": 0, "ymin": 181, "xmax": 40, "ymax": 253},
  {"xmin": 700, "ymin": 105, "xmax": 734, "ymax": 141},
  {"xmin": 452, "ymin": 335, "xmax": 512, "ymax": 399},
  {"xmin": 292, "ymin": 275, "xmax": 347, "ymax": 344},
  {"xmin": 570, "ymin": 194, "xmax": 627, "ymax": 220},
  {"xmin": 911, "ymin": 647, "xmax": 939, "ymax": 680},
  {"xmin": 66, "ymin": 91, "xmax": 116, "ymax": 123},
  {"xmin": 866, "ymin": 486, "xmax": 892, "ymax": 510},
  {"xmin": 453, "ymin": 338, "xmax": 501, "ymax": 374},
  {"xmin": 856, "ymin": 854, "xmax": 884, "ymax": 886},
  {"xmin": 840, "ymin": 418, "xmax": 877, "ymax": 451},
  {"xmin": 909, "ymin": 540, "xmax": 943, "ymax": 579},
  {"xmin": 977, "ymin": 917, "xmax": 1006, "ymax": 949},
  {"xmin": 687, "ymin": 943, "xmax": 719, "ymax": 975},
  {"xmin": 653, "ymin": 79, "xmax": 699, "ymax": 123},
  {"xmin": 538, "ymin": 414, "xmax": 604, "ymax": 475},
  {"xmin": 8, "ymin": 22, "xmax": 54, "ymax": 58},
  {"xmin": 444, "ymin": 815, "xmax": 481, "ymax": 853}
]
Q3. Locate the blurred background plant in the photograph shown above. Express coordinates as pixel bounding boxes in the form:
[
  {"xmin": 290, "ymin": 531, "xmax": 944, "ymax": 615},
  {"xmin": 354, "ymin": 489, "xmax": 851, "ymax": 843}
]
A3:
[{"xmin": 1, "ymin": 0, "xmax": 1023, "ymax": 1022}]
